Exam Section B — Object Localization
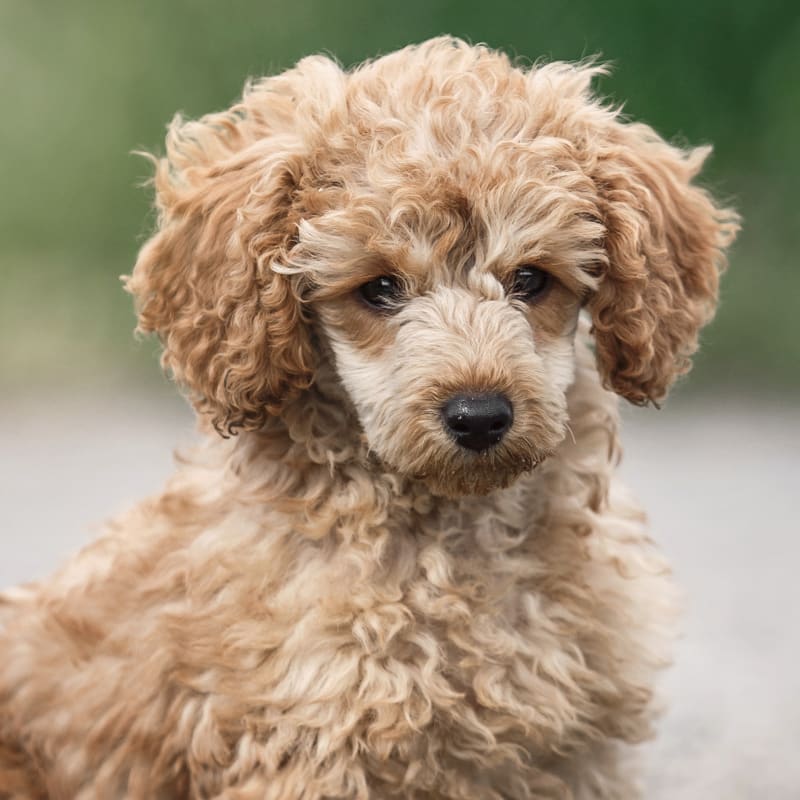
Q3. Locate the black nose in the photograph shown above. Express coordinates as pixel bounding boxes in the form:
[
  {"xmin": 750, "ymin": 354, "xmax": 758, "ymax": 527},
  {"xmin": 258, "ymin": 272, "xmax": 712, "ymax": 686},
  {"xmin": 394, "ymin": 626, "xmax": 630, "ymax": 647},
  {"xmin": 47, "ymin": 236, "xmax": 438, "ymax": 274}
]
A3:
[{"xmin": 442, "ymin": 393, "xmax": 514, "ymax": 452}]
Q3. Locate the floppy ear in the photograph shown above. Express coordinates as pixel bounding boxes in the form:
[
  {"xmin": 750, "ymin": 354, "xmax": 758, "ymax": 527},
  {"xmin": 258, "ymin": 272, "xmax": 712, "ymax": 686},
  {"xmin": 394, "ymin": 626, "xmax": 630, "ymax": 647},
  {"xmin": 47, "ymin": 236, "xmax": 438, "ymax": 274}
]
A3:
[
  {"xmin": 125, "ymin": 95, "xmax": 315, "ymax": 435},
  {"xmin": 587, "ymin": 121, "xmax": 739, "ymax": 405}
]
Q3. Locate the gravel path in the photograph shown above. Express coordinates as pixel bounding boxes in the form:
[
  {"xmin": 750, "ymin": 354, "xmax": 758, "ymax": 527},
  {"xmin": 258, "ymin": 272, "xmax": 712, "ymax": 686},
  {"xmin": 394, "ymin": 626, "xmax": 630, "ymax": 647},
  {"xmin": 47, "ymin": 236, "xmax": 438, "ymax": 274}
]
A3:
[{"xmin": 1, "ymin": 390, "xmax": 798, "ymax": 797}]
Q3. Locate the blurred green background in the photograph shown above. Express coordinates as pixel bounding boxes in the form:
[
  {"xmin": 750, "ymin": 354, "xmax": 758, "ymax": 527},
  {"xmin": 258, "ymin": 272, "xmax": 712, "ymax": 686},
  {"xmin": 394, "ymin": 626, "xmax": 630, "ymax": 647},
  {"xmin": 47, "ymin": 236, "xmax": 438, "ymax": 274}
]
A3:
[{"xmin": 2, "ymin": 0, "xmax": 798, "ymax": 395}]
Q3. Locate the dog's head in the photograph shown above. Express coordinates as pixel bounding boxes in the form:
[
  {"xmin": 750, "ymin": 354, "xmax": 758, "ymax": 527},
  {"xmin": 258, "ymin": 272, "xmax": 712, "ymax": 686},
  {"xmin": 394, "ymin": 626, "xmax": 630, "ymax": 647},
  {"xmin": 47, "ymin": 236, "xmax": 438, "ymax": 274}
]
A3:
[{"xmin": 127, "ymin": 38, "xmax": 738, "ymax": 497}]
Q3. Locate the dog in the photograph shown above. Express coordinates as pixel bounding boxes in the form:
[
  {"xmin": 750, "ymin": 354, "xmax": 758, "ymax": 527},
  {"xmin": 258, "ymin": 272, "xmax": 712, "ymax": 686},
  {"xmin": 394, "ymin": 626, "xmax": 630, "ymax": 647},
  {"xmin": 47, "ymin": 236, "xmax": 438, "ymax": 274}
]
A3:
[{"xmin": 0, "ymin": 37, "xmax": 738, "ymax": 799}]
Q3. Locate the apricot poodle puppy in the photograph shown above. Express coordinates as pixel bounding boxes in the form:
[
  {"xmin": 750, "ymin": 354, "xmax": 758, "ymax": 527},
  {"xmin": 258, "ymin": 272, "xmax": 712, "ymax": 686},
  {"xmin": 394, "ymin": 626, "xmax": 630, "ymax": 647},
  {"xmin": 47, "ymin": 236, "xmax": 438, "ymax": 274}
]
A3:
[{"xmin": 0, "ymin": 38, "xmax": 737, "ymax": 799}]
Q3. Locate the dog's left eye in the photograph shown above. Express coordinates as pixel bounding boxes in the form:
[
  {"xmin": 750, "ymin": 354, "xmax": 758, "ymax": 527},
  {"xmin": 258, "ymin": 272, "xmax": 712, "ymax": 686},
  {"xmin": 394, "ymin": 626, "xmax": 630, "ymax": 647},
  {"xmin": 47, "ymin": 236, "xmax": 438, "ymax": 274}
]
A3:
[
  {"xmin": 510, "ymin": 266, "xmax": 551, "ymax": 302},
  {"xmin": 358, "ymin": 275, "xmax": 404, "ymax": 310}
]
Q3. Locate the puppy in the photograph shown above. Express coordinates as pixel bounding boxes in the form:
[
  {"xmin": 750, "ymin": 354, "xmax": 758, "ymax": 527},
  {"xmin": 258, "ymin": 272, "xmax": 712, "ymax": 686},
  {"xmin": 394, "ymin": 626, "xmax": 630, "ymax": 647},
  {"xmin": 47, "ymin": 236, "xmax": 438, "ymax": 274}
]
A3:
[{"xmin": 0, "ymin": 37, "xmax": 738, "ymax": 799}]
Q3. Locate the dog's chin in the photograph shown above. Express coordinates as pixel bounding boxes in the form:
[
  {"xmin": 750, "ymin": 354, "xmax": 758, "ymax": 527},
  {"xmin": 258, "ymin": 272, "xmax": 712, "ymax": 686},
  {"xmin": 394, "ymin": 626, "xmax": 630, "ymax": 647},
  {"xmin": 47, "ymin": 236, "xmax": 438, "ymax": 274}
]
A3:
[
  {"xmin": 421, "ymin": 465, "xmax": 529, "ymax": 499},
  {"xmin": 401, "ymin": 443, "xmax": 547, "ymax": 499}
]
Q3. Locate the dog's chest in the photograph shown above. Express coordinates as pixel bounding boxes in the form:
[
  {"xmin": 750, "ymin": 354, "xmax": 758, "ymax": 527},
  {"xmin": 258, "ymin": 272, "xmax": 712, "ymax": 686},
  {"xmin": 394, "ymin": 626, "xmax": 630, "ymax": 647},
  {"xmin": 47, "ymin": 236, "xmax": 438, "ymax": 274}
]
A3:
[
  {"xmin": 322, "ymin": 518, "xmax": 593, "ymax": 764},
  {"xmin": 173, "ymin": 484, "xmax": 654, "ymax": 798}
]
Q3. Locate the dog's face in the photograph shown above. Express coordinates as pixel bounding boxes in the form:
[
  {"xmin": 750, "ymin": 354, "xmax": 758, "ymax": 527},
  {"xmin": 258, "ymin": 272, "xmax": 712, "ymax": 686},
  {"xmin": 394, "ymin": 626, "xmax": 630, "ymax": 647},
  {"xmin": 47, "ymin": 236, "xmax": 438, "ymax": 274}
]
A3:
[
  {"xmin": 297, "ymin": 152, "xmax": 599, "ymax": 495},
  {"xmin": 315, "ymin": 271, "xmax": 579, "ymax": 497},
  {"xmin": 127, "ymin": 38, "xmax": 738, "ymax": 497}
]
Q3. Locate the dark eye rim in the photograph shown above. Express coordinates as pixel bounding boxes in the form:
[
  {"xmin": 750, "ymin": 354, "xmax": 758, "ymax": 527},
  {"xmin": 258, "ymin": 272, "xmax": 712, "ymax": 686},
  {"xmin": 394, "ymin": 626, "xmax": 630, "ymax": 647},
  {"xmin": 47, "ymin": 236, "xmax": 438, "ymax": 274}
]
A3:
[
  {"xmin": 509, "ymin": 265, "xmax": 552, "ymax": 303},
  {"xmin": 357, "ymin": 274, "xmax": 406, "ymax": 312}
]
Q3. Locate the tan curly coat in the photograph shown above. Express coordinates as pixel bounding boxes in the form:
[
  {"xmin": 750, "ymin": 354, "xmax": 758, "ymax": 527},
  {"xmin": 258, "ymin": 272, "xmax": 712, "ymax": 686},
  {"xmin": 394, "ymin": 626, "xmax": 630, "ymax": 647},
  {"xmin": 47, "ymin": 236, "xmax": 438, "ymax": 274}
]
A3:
[{"xmin": 0, "ymin": 38, "xmax": 737, "ymax": 799}]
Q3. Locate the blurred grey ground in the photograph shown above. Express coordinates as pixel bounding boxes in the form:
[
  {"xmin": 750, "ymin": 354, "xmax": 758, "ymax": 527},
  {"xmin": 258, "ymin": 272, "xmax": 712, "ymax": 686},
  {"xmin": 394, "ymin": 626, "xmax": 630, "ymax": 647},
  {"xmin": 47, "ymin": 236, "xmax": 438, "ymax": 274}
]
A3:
[{"xmin": 0, "ymin": 390, "xmax": 798, "ymax": 798}]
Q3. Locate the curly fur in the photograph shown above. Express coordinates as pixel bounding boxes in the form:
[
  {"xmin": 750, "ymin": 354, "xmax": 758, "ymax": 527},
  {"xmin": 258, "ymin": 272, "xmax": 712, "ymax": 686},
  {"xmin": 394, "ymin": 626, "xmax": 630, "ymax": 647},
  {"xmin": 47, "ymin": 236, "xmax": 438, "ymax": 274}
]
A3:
[{"xmin": 0, "ymin": 38, "xmax": 737, "ymax": 799}]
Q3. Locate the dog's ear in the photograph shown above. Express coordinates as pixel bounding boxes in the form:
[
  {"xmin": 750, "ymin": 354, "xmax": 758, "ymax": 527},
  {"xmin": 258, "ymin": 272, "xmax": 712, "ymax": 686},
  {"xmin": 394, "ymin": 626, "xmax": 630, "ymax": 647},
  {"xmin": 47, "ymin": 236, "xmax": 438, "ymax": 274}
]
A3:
[
  {"xmin": 126, "ymin": 87, "xmax": 318, "ymax": 435},
  {"xmin": 586, "ymin": 120, "xmax": 739, "ymax": 405}
]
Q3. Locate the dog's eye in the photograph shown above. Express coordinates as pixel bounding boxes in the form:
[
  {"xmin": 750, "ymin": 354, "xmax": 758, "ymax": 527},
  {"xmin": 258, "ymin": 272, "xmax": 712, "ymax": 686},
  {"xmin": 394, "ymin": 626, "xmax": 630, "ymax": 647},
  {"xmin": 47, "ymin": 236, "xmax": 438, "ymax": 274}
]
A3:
[
  {"xmin": 510, "ymin": 266, "xmax": 551, "ymax": 302},
  {"xmin": 358, "ymin": 275, "xmax": 404, "ymax": 310}
]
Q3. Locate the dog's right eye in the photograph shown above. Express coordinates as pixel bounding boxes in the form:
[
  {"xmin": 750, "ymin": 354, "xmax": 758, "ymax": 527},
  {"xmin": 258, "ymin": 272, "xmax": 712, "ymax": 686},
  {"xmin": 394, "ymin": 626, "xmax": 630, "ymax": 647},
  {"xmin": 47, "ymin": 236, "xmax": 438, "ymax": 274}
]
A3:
[{"xmin": 358, "ymin": 275, "xmax": 404, "ymax": 310}]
